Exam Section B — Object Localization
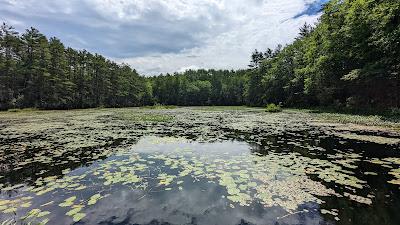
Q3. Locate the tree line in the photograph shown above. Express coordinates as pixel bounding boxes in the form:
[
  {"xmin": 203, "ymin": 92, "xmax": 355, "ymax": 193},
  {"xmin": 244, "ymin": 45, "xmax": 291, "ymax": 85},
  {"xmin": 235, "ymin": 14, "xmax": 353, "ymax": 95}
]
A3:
[
  {"xmin": 243, "ymin": 0, "xmax": 399, "ymax": 109},
  {"xmin": 150, "ymin": 69, "xmax": 247, "ymax": 106},
  {"xmin": 153, "ymin": 0, "xmax": 399, "ymax": 109},
  {"xmin": 1, "ymin": 0, "xmax": 399, "ymax": 110},
  {"xmin": 0, "ymin": 25, "xmax": 152, "ymax": 110}
]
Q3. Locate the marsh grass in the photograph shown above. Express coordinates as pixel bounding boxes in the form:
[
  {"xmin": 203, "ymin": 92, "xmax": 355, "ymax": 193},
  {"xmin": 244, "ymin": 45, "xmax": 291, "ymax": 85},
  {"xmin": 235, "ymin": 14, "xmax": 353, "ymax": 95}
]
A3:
[
  {"xmin": 6, "ymin": 108, "xmax": 38, "ymax": 113},
  {"xmin": 336, "ymin": 133, "xmax": 400, "ymax": 145},
  {"xmin": 192, "ymin": 106, "xmax": 255, "ymax": 111},
  {"xmin": 317, "ymin": 114, "xmax": 389, "ymax": 126},
  {"xmin": 117, "ymin": 112, "xmax": 173, "ymax": 122},
  {"xmin": 143, "ymin": 104, "xmax": 178, "ymax": 110},
  {"xmin": 289, "ymin": 107, "xmax": 400, "ymax": 128}
]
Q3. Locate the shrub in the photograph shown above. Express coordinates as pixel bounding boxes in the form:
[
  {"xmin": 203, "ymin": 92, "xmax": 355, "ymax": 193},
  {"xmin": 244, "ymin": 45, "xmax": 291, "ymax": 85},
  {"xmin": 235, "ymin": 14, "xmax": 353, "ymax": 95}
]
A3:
[{"xmin": 265, "ymin": 103, "xmax": 282, "ymax": 112}]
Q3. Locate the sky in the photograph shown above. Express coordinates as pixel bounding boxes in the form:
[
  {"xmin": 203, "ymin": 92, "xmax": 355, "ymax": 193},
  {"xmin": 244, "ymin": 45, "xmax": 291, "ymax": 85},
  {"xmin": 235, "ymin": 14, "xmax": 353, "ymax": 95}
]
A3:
[{"xmin": 0, "ymin": 0, "xmax": 328, "ymax": 75}]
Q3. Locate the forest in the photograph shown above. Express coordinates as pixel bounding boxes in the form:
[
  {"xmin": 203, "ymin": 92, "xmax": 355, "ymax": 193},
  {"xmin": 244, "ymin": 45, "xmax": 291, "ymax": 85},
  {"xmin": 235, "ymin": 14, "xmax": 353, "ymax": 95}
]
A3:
[
  {"xmin": 0, "ymin": 27, "xmax": 153, "ymax": 110},
  {"xmin": 0, "ymin": 0, "xmax": 399, "ymax": 110},
  {"xmin": 0, "ymin": 1, "xmax": 400, "ymax": 224}
]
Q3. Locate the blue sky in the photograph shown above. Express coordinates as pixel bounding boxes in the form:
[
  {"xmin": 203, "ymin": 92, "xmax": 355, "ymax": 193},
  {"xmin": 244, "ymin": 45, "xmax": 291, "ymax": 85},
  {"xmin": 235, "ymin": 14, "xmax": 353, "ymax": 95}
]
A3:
[{"xmin": 0, "ymin": 0, "xmax": 328, "ymax": 75}]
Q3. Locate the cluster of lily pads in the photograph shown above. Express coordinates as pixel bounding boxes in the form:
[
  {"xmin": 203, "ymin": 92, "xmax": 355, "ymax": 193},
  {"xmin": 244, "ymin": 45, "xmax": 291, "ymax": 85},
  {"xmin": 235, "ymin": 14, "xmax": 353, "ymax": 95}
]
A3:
[
  {"xmin": 0, "ymin": 135, "xmax": 377, "ymax": 223},
  {"xmin": 367, "ymin": 157, "xmax": 400, "ymax": 187},
  {"xmin": 0, "ymin": 107, "xmax": 399, "ymax": 224}
]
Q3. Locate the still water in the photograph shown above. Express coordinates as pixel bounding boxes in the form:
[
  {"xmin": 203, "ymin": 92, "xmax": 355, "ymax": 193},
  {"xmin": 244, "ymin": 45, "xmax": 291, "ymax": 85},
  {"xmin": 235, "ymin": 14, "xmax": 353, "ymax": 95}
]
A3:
[{"xmin": 1, "ymin": 133, "xmax": 400, "ymax": 225}]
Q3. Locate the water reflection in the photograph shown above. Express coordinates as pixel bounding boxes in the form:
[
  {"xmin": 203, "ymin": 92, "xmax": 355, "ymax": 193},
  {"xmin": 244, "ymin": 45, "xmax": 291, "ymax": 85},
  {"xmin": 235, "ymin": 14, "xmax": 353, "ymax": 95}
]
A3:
[{"xmin": 0, "ymin": 135, "xmax": 400, "ymax": 225}]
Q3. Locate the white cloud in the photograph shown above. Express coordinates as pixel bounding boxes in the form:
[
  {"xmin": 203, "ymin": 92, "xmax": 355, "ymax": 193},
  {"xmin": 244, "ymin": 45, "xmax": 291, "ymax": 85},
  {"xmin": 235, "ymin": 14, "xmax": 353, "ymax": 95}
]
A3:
[
  {"xmin": 113, "ymin": 0, "xmax": 322, "ymax": 75},
  {"xmin": 0, "ymin": 0, "xmax": 324, "ymax": 75},
  {"xmin": 86, "ymin": 0, "xmax": 225, "ymax": 22}
]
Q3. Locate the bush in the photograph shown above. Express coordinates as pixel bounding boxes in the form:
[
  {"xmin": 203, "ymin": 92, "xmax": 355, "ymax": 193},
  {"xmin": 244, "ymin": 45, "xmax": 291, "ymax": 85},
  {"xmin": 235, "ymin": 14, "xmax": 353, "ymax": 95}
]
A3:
[{"xmin": 265, "ymin": 103, "xmax": 282, "ymax": 112}]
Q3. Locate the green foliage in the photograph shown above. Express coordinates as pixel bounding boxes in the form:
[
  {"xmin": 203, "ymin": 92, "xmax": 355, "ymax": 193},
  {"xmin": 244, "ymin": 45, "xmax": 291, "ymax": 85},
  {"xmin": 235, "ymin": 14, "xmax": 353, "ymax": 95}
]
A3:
[
  {"xmin": 0, "ymin": 23, "xmax": 152, "ymax": 110},
  {"xmin": 244, "ymin": 0, "xmax": 399, "ymax": 110},
  {"xmin": 265, "ymin": 103, "xmax": 282, "ymax": 113},
  {"xmin": 0, "ymin": 0, "xmax": 398, "ymax": 110},
  {"xmin": 150, "ymin": 69, "xmax": 248, "ymax": 106},
  {"xmin": 144, "ymin": 103, "xmax": 177, "ymax": 109}
]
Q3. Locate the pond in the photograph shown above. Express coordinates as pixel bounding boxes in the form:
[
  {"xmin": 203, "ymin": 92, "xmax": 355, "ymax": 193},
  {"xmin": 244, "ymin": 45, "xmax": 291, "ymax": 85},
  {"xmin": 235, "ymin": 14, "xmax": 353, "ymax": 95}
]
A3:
[{"xmin": 0, "ymin": 108, "xmax": 399, "ymax": 225}]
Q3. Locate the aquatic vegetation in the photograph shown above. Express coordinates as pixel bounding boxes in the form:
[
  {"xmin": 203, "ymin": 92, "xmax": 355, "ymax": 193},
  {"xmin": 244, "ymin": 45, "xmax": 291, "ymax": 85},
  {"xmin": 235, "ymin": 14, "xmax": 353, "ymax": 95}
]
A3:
[
  {"xmin": 59, "ymin": 196, "xmax": 77, "ymax": 207},
  {"xmin": 71, "ymin": 212, "xmax": 86, "ymax": 222},
  {"xmin": 88, "ymin": 194, "xmax": 102, "ymax": 205},
  {"xmin": 157, "ymin": 173, "xmax": 177, "ymax": 186},
  {"xmin": 119, "ymin": 137, "xmax": 372, "ymax": 212},
  {"xmin": 20, "ymin": 208, "xmax": 51, "ymax": 224},
  {"xmin": 117, "ymin": 111, "xmax": 174, "ymax": 123},
  {"xmin": 343, "ymin": 193, "xmax": 372, "ymax": 205},
  {"xmin": 309, "ymin": 111, "xmax": 400, "ymax": 128},
  {"xmin": 143, "ymin": 104, "xmax": 178, "ymax": 110},
  {"xmin": 368, "ymin": 157, "xmax": 400, "ymax": 186},
  {"xmin": 0, "ymin": 108, "xmax": 399, "ymax": 225},
  {"xmin": 335, "ymin": 133, "xmax": 400, "ymax": 145}
]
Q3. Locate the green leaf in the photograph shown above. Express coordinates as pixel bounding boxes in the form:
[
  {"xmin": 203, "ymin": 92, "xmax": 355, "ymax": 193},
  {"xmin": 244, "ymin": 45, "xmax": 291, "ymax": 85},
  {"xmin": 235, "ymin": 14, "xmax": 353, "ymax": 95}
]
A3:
[{"xmin": 72, "ymin": 213, "xmax": 86, "ymax": 222}]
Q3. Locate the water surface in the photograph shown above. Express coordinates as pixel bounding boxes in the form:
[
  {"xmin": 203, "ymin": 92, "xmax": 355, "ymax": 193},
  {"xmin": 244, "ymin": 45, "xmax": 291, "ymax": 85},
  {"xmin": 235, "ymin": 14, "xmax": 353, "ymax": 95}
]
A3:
[{"xmin": 0, "ymin": 108, "xmax": 399, "ymax": 225}]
